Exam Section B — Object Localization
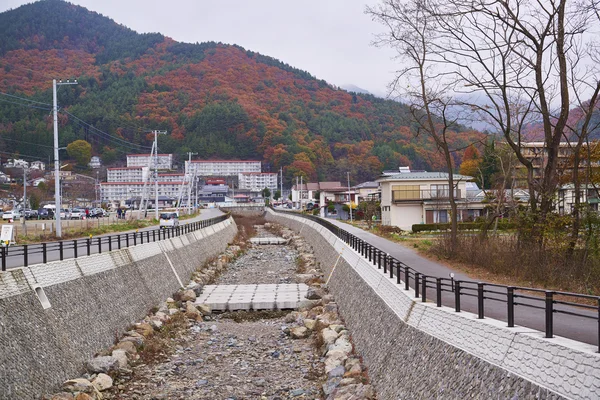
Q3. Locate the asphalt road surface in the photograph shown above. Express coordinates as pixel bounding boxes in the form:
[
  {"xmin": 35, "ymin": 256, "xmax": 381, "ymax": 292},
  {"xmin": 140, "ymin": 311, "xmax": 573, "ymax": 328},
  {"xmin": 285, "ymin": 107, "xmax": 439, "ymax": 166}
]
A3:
[
  {"xmin": 2, "ymin": 208, "xmax": 224, "ymax": 270},
  {"xmin": 325, "ymin": 218, "xmax": 599, "ymax": 348}
]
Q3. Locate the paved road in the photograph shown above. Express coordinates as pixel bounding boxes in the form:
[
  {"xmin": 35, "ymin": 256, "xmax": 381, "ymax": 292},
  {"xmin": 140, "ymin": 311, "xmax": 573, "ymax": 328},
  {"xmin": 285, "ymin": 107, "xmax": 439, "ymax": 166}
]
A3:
[
  {"xmin": 2, "ymin": 208, "xmax": 224, "ymax": 270},
  {"xmin": 325, "ymin": 218, "xmax": 598, "ymax": 348}
]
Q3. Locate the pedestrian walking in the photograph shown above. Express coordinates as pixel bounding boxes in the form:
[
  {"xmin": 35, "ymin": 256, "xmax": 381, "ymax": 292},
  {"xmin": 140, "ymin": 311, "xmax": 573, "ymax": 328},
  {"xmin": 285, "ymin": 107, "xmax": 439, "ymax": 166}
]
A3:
[{"xmin": 117, "ymin": 208, "xmax": 122, "ymax": 219}]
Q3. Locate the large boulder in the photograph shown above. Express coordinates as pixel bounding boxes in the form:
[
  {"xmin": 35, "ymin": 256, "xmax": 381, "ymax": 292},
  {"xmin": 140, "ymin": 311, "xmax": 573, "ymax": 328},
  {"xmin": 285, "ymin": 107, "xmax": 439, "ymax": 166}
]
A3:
[
  {"xmin": 85, "ymin": 356, "xmax": 118, "ymax": 374},
  {"xmin": 290, "ymin": 326, "xmax": 311, "ymax": 339},
  {"xmin": 62, "ymin": 378, "xmax": 94, "ymax": 393},
  {"xmin": 180, "ymin": 289, "xmax": 197, "ymax": 302},
  {"xmin": 92, "ymin": 373, "xmax": 113, "ymax": 391}
]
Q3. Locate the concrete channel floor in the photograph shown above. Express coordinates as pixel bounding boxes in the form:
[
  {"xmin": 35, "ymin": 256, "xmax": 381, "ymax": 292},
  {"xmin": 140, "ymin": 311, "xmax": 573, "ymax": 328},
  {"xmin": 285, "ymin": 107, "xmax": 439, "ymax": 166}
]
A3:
[{"xmin": 195, "ymin": 283, "xmax": 309, "ymax": 311}]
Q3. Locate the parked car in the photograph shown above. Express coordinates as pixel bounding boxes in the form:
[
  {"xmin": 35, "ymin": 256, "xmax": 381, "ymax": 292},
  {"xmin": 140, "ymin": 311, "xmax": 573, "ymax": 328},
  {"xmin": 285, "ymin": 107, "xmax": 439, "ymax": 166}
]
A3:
[
  {"xmin": 24, "ymin": 209, "xmax": 38, "ymax": 219},
  {"xmin": 2, "ymin": 210, "xmax": 21, "ymax": 221},
  {"xmin": 90, "ymin": 208, "xmax": 108, "ymax": 218},
  {"xmin": 159, "ymin": 212, "xmax": 179, "ymax": 229},
  {"xmin": 59, "ymin": 208, "xmax": 71, "ymax": 219},
  {"xmin": 38, "ymin": 208, "xmax": 54, "ymax": 220},
  {"xmin": 70, "ymin": 208, "xmax": 86, "ymax": 219}
]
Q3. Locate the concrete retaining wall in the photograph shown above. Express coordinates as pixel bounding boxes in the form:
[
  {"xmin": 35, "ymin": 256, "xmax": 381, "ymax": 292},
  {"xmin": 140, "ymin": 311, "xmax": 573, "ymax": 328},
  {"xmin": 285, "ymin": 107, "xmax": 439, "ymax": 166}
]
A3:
[
  {"xmin": 266, "ymin": 210, "xmax": 600, "ymax": 400},
  {"xmin": 0, "ymin": 218, "xmax": 237, "ymax": 399}
]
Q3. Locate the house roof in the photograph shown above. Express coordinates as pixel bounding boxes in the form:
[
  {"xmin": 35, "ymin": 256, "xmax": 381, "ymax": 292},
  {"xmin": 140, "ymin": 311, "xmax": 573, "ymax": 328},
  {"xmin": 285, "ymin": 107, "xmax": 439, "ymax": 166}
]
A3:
[
  {"xmin": 377, "ymin": 172, "xmax": 473, "ymax": 182},
  {"xmin": 190, "ymin": 160, "xmax": 261, "ymax": 163},
  {"xmin": 127, "ymin": 154, "xmax": 172, "ymax": 157},
  {"xmin": 239, "ymin": 172, "xmax": 276, "ymax": 176},
  {"xmin": 354, "ymin": 181, "xmax": 379, "ymax": 189}
]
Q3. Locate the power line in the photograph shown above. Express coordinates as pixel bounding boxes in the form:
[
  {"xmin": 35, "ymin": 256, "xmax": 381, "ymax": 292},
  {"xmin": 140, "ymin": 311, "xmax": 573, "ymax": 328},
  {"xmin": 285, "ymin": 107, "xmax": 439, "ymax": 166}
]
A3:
[
  {"xmin": 0, "ymin": 91, "xmax": 53, "ymax": 107},
  {"xmin": 0, "ymin": 97, "xmax": 52, "ymax": 111},
  {"xmin": 0, "ymin": 137, "xmax": 54, "ymax": 149},
  {"xmin": 62, "ymin": 110, "xmax": 152, "ymax": 151}
]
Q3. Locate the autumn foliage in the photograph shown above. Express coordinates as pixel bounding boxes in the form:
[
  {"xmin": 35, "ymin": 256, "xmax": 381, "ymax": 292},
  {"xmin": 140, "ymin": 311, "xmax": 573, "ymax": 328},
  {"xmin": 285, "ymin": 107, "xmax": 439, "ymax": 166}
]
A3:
[{"xmin": 0, "ymin": 1, "xmax": 485, "ymax": 183}]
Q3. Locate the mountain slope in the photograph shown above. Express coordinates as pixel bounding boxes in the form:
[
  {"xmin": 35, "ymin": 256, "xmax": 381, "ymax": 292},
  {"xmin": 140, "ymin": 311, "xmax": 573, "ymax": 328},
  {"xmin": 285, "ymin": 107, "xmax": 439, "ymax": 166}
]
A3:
[{"xmin": 0, "ymin": 0, "xmax": 484, "ymax": 183}]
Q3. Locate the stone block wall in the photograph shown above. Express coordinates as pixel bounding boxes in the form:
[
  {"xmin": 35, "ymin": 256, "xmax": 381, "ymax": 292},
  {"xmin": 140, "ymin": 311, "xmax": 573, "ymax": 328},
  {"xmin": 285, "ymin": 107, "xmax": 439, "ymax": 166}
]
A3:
[
  {"xmin": 266, "ymin": 210, "xmax": 600, "ymax": 400},
  {"xmin": 0, "ymin": 218, "xmax": 237, "ymax": 399}
]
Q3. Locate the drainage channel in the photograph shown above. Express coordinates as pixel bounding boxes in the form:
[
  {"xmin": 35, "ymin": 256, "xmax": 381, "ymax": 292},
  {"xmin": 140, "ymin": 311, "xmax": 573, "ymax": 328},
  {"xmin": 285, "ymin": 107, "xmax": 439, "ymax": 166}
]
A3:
[{"xmin": 47, "ymin": 223, "xmax": 376, "ymax": 400}]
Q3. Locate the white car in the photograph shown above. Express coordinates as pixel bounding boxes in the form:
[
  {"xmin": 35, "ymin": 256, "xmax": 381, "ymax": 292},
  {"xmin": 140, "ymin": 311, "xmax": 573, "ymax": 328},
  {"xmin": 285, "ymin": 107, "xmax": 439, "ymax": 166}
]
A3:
[
  {"xmin": 2, "ymin": 210, "xmax": 21, "ymax": 221},
  {"xmin": 59, "ymin": 208, "xmax": 71, "ymax": 219},
  {"xmin": 159, "ymin": 212, "xmax": 180, "ymax": 229},
  {"xmin": 70, "ymin": 208, "xmax": 85, "ymax": 219}
]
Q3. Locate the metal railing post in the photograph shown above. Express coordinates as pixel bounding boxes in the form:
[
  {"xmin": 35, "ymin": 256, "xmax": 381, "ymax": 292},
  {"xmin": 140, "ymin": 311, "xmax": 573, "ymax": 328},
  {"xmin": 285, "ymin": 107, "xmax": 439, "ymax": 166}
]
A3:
[
  {"xmin": 118, "ymin": 234, "xmax": 121, "ymax": 249},
  {"xmin": 73, "ymin": 240, "xmax": 77, "ymax": 259},
  {"xmin": 126, "ymin": 233, "xmax": 130, "ymax": 248},
  {"xmin": 545, "ymin": 291, "xmax": 554, "ymax": 338},
  {"xmin": 421, "ymin": 275, "xmax": 427, "ymax": 302},
  {"xmin": 108, "ymin": 236, "xmax": 112, "ymax": 252},
  {"xmin": 389, "ymin": 256, "xmax": 394, "ymax": 279},
  {"xmin": 436, "ymin": 278, "xmax": 442, "ymax": 307},
  {"xmin": 140, "ymin": 231, "xmax": 144, "ymax": 244},
  {"xmin": 1, "ymin": 246, "xmax": 6, "ymax": 271},
  {"xmin": 455, "ymin": 281, "xmax": 461, "ymax": 312},
  {"xmin": 134, "ymin": 232, "xmax": 137, "ymax": 246},
  {"xmin": 147, "ymin": 231, "xmax": 150, "ymax": 242},
  {"xmin": 59, "ymin": 241, "xmax": 64, "ymax": 260},
  {"xmin": 478, "ymin": 283, "xmax": 484, "ymax": 319},
  {"xmin": 507, "ymin": 287, "xmax": 515, "ymax": 327},
  {"xmin": 404, "ymin": 266, "xmax": 409, "ymax": 290},
  {"xmin": 23, "ymin": 244, "xmax": 28, "ymax": 267},
  {"xmin": 87, "ymin": 238, "xmax": 91, "ymax": 256},
  {"xmin": 153, "ymin": 230, "xmax": 156, "ymax": 242},
  {"xmin": 97, "ymin": 237, "xmax": 102, "ymax": 254},
  {"xmin": 415, "ymin": 272, "xmax": 420, "ymax": 298},
  {"xmin": 42, "ymin": 243, "xmax": 47, "ymax": 264}
]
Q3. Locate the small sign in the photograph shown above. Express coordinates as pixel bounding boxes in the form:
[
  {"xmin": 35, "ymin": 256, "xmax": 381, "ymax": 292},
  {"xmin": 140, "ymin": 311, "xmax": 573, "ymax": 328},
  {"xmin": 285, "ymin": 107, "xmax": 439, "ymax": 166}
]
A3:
[{"xmin": 1, "ymin": 225, "xmax": 14, "ymax": 246}]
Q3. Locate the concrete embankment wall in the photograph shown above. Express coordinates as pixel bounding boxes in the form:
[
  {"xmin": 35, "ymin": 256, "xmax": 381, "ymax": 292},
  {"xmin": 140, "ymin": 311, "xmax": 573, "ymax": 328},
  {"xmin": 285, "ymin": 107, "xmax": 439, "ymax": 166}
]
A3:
[
  {"xmin": 0, "ymin": 218, "xmax": 237, "ymax": 399},
  {"xmin": 266, "ymin": 210, "xmax": 600, "ymax": 400}
]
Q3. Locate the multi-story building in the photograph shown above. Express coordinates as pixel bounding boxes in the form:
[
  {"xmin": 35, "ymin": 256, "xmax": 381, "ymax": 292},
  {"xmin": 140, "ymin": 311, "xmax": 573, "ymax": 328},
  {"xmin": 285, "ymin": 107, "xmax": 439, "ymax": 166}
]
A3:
[
  {"xmin": 107, "ymin": 167, "xmax": 149, "ymax": 183},
  {"xmin": 127, "ymin": 154, "xmax": 173, "ymax": 170},
  {"xmin": 185, "ymin": 160, "xmax": 261, "ymax": 176},
  {"xmin": 238, "ymin": 172, "xmax": 278, "ymax": 192},
  {"xmin": 100, "ymin": 181, "xmax": 187, "ymax": 203},
  {"xmin": 158, "ymin": 173, "xmax": 186, "ymax": 182}
]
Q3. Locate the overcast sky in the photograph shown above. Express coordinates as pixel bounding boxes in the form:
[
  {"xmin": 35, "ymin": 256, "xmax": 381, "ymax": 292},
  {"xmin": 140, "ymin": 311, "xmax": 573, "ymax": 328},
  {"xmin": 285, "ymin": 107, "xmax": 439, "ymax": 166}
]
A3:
[{"xmin": 0, "ymin": 0, "xmax": 399, "ymax": 97}]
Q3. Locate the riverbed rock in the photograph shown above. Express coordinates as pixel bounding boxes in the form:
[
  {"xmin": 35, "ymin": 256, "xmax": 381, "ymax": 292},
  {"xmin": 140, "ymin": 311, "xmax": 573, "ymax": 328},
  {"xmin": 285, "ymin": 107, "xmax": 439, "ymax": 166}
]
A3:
[
  {"xmin": 62, "ymin": 378, "xmax": 94, "ymax": 393},
  {"xmin": 180, "ymin": 289, "xmax": 197, "ymax": 302},
  {"xmin": 92, "ymin": 373, "xmax": 113, "ymax": 391},
  {"xmin": 85, "ymin": 356, "xmax": 118, "ymax": 373},
  {"xmin": 290, "ymin": 326, "xmax": 310, "ymax": 339},
  {"xmin": 111, "ymin": 349, "xmax": 128, "ymax": 369}
]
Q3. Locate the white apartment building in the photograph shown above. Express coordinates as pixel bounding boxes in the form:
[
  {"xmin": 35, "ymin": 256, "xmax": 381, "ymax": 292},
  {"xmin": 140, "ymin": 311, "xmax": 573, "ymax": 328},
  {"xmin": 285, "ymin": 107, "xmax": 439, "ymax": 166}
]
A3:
[
  {"xmin": 107, "ymin": 167, "xmax": 149, "ymax": 183},
  {"xmin": 238, "ymin": 172, "xmax": 278, "ymax": 192},
  {"xmin": 127, "ymin": 154, "xmax": 173, "ymax": 170},
  {"xmin": 158, "ymin": 173, "xmax": 186, "ymax": 182},
  {"xmin": 185, "ymin": 160, "xmax": 261, "ymax": 176},
  {"xmin": 100, "ymin": 180, "xmax": 188, "ymax": 202}
]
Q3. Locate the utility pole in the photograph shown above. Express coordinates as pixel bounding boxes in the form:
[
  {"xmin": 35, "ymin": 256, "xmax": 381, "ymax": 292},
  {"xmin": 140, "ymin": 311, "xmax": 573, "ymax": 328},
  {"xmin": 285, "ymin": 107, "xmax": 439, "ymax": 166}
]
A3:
[
  {"xmin": 152, "ymin": 130, "xmax": 167, "ymax": 220},
  {"xmin": 280, "ymin": 166, "xmax": 283, "ymax": 205},
  {"xmin": 187, "ymin": 152, "xmax": 197, "ymax": 214},
  {"xmin": 300, "ymin": 175, "xmax": 303, "ymax": 211},
  {"xmin": 53, "ymin": 78, "xmax": 77, "ymax": 238},
  {"xmin": 347, "ymin": 171, "xmax": 353, "ymax": 223}
]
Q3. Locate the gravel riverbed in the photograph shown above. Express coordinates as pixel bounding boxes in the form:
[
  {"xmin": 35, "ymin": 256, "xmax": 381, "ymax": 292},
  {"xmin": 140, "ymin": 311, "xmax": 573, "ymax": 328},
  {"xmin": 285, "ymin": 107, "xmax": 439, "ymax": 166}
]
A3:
[{"xmin": 47, "ymin": 222, "xmax": 376, "ymax": 400}]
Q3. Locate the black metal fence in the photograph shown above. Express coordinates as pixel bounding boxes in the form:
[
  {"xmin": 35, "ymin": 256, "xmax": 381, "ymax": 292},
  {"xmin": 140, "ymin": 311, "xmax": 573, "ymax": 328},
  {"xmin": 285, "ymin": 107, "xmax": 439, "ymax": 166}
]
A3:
[
  {"xmin": 1, "ymin": 214, "xmax": 230, "ymax": 271},
  {"xmin": 273, "ymin": 208, "xmax": 600, "ymax": 352}
]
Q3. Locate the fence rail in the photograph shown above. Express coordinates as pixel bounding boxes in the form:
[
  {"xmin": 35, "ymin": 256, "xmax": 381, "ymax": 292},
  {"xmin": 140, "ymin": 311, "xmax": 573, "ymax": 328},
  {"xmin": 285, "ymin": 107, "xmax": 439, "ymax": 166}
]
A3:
[
  {"xmin": 1, "ymin": 214, "xmax": 230, "ymax": 271},
  {"xmin": 273, "ymin": 208, "xmax": 600, "ymax": 352}
]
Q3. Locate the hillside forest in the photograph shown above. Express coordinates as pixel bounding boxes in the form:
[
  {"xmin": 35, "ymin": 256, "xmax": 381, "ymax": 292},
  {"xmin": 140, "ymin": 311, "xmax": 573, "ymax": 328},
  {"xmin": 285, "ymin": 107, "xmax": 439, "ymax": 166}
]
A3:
[{"xmin": 0, "ymin": 0, "xmax": 484, "ymax": 184}]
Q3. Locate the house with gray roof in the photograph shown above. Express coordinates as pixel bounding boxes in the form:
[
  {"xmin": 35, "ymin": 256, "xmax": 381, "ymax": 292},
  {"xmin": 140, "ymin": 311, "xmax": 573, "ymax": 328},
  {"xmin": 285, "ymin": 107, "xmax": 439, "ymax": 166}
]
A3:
[{"xmin": 377, "ymin": 170, "xmax": 478, "ymax": 230}]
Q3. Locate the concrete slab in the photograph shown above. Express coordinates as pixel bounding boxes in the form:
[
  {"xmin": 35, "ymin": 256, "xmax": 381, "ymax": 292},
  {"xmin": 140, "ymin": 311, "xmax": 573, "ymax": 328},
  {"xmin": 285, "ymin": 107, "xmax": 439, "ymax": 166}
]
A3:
[{"xmin": 196, "ymin": 283, "xmax": 309, "ymax": 311}]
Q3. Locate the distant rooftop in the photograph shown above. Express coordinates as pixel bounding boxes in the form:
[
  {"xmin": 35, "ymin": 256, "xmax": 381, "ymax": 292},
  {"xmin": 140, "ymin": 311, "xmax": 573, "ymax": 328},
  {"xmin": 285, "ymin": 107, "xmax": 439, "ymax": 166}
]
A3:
[{"xmin": 377, "ymin": 172, "xmax": 473, "ymax": 181}]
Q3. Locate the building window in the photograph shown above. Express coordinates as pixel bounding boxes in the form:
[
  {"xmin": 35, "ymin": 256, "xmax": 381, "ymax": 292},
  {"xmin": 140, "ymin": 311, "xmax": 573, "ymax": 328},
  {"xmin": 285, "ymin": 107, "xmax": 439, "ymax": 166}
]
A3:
[{"xmin": 392, "ymin": 185, "xmax": 420, "ymax": 201}]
